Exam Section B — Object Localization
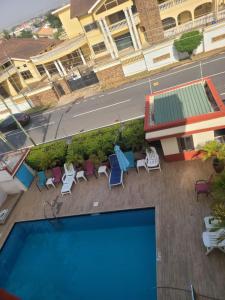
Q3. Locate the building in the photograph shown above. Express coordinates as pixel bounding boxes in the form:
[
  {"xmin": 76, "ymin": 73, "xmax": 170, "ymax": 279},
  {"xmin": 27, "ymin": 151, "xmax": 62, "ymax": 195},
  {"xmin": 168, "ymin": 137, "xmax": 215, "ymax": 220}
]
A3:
[
  {"xmin": 144, "ymin": 78, "xmax": 225, "ymax": 161},
  {"xmin": 1, "ymin": 0, "xmax": 225, "ymax": 116},
  {"xmin": 36, "ymin": 27, "xmax": 56, "ymax": 39},
  {"xmin": 0, "ymin": 38, "xmax": 61, "ymax": 115}
]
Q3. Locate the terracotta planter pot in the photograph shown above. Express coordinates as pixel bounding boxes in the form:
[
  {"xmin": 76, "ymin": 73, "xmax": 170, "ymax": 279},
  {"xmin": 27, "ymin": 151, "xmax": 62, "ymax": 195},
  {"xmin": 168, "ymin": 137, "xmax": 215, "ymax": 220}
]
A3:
[{"xmin": 213, "ymin": 158, "xmax": 224, "ymax": 173}]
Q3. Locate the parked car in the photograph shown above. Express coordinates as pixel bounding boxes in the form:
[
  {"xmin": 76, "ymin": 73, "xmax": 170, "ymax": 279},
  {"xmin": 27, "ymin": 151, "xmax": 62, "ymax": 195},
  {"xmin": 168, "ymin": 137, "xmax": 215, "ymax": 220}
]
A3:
[{"xmin": 0, "ymin": 113, "xmax": 30, "ymax": 133}]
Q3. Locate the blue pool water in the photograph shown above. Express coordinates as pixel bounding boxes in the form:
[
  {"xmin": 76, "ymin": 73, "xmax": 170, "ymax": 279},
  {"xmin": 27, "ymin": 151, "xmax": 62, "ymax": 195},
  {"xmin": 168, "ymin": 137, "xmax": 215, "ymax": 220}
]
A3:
[{"xmin": 0, "ymin": 209, "xmax": 156, "ymax": 300}]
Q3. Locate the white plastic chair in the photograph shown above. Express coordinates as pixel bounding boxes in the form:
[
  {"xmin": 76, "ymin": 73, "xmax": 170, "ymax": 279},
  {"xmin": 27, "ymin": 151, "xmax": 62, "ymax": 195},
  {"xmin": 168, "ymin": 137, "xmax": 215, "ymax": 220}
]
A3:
[
  {"xmin": 145, "ymin": 147, "xmax": 161, "ymax": 171},
  {"xmin": 202, "ymin": 228, "xmax": 225, "ymax": 255}
]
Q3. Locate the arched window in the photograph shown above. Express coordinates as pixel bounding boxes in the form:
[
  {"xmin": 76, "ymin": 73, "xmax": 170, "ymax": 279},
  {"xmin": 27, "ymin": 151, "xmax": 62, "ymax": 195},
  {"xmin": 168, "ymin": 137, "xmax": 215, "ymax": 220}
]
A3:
[
  {"xmin": 194, "ymin": 3, "xmax": 212, "ymax": 19},
  {"xmin": 162, "ymin": 17, "xmax": 176, "ymax": 30},
  {"xmin": 177, "ymin": 11, "xmax": 192, "ymax": 25}
]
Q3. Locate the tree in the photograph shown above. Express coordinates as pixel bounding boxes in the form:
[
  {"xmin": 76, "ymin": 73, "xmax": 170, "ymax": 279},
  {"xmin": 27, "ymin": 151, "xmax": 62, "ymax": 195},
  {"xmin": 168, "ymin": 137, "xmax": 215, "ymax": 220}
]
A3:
[
  {"xmin": 2, "ymin": 29, "xmax": 10, "ymax": 40},
  {"xmin": 46, "ymin": 13, "xmax": 62, "ymax": 29},
  {"xmin": 19, "ymin": 30, "xmax": 33, "ymax": 38},
  {"xmin": 53, "ymin": 28, "xmax": 64, "ymax": 40},
  {"xmin": 174, "ymin": 30, "xmax": 203, "ymax": 57}
]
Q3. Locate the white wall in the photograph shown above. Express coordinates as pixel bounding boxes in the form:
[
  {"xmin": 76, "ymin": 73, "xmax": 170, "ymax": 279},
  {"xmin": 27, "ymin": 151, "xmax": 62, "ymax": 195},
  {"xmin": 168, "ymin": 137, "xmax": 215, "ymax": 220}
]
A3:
[
  {"xmin": 192, "ymin": 131, "xmax": 214, "ymax": 148},
  {"xmin": 143, "ymin": 42, "xmax": 179, "ymax": 71},
  {"xmin": 160, "ymin": 137, "xmax": 180, "ymax": 155},
  {"xmin": 0, "ymin": 177, "xmax": 26, "ymax": 194},
  {"xmin": 204, "ymin": 23, "xmax": 225, "ymax": 51},
  {"xmin": 122, "ymin": 60, "xmax": 147, "ymax": 77},
  {"xmin": 0, "ymin": 190, "xmax": 7, "ymax": 207}
]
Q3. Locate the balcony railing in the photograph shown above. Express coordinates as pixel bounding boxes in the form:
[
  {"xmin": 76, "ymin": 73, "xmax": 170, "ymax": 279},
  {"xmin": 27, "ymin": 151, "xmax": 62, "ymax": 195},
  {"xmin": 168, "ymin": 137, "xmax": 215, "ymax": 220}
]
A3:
[
  {"xmin": 109, "ymin": 13, "xmax": 140, "ymax": 33},
  {"xmin": 164, "ymin": 9, "xmax": 225, "ymax": 38},
  {"xmin": 159, "ymin": 0, "xmax": 188, "ymax": 11},
  {"xmin": 0, "ymin": 65, "xmax": 17, "ymax": 81},
  {"xmin": 31, "ymin": 34, "xmax": 87, "ymax": 64}
]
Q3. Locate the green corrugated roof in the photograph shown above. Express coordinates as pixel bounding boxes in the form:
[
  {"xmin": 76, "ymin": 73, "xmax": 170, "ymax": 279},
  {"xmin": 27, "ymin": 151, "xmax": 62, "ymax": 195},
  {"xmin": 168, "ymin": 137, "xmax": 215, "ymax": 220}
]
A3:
[{"xmin": 152, "ymin": 83, "xmax": 214, "ymax": 125}]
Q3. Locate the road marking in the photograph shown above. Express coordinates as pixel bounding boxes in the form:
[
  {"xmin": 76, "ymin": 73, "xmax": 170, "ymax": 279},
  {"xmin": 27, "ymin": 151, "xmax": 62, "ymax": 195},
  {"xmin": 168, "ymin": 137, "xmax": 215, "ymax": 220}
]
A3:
[
  {"xmin": 202, "ymin": 55, "xmax": 225, "ymax": 66},
  {"xmin": 76, "ymin": 102, "xmax": 80, "ymax": 105},
  {"xmin": 207, "ymin": 70, "xmax": 225, "ymax": 78},
  {"xmin": 153, "ymin": 64, "xmax": 199, "ymax": 81},
  {"xmin": 99, "ymin": 94, "xmax": 105, "ymax": 98},
  {"xmin": 7, "ymin": 122, "xmax": 56, "ymax": 136},
  {"xmin": 220, "ymin": 92, "xmax": 225, "ymax": 95},
  {"xmin": 72, "ymin": 99, "xmax": 132, "ymax": 118},
  {"xmin": 107, "ymin": 81, "xmax": 148, "ymax": 95}
]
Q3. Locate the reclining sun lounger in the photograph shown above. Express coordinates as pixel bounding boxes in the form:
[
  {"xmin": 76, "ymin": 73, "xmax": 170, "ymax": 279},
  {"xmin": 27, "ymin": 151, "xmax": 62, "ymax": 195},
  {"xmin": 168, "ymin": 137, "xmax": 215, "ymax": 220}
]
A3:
[
  {"xmin": 108, "ymin": 154, "xmax": 124, "ymax": 189},
  {"xmin": 202, "ymin": 228, "xmax": 225, "ymax": 255}
]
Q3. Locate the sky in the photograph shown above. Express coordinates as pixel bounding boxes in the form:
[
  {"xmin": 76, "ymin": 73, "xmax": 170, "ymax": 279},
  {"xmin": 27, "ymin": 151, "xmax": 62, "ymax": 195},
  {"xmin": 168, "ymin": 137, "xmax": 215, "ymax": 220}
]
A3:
[{"xmin": 0, "ymin": 0, "xmax": 69, "ymax": 30}]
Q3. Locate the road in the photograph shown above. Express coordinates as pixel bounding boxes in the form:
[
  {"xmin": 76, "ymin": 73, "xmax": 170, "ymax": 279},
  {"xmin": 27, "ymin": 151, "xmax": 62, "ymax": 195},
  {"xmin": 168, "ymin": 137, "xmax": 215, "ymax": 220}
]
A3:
[{"xmin": 2, "ymin": 52, "xmax": 225, "ymax": 153}]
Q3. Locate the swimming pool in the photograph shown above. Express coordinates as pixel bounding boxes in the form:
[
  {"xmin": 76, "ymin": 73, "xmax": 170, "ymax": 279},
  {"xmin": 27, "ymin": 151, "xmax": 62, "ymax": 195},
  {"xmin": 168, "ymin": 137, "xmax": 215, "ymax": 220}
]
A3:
[{"xmin": 0, "ymin": 209, "xmax": 156, "ymax": 300}]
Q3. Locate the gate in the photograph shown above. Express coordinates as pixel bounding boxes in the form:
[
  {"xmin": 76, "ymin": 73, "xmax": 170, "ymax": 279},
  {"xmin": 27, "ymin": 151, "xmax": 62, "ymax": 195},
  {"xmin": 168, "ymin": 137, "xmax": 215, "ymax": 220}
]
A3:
[{"xmin": 67, "ymin": 71, "xmax": 99, "ymax": 92}]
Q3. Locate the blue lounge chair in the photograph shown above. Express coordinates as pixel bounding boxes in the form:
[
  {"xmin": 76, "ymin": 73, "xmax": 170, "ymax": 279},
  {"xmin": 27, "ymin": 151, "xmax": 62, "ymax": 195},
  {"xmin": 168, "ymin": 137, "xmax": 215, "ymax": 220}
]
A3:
[
  {"xmin": 37, "ymin": 171, "xmax": 47, "ymax": 191},
  {"xmin": 108, "ymin": 154, "xmax": 124, "ymax": 189}
]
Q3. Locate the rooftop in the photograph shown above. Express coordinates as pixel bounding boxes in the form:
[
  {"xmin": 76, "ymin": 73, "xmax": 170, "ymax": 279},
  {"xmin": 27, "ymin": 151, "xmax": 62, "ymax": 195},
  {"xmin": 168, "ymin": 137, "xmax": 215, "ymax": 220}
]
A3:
[
  {"xmin": 70, "ymin": 0, "xmax": 96, "ymax": 18},
  {"xmin": 153, "ymin": 82, "xmax": 214, "ymax": 125},
  {"xmin": 0, "ymin": 38, "xmax": 59, "ymax": 64},
  {"xmin": 0, "ymin": 159, "xmax": 225, "ymax": 299}
]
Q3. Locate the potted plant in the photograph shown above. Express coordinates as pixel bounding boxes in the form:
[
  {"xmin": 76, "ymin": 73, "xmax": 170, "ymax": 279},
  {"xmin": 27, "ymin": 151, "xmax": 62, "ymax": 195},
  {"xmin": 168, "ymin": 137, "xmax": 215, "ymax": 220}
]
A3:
[{"xmin": 201, "ymin": 141, "xmax": 225, "ymax": 173}]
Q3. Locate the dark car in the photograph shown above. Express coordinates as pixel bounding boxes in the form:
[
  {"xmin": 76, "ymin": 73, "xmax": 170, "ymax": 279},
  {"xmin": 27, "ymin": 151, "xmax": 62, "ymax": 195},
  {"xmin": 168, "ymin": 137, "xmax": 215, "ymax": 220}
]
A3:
[{"xmin": 0, "ymin": 113, "xmax": 30, "ymax": 133}]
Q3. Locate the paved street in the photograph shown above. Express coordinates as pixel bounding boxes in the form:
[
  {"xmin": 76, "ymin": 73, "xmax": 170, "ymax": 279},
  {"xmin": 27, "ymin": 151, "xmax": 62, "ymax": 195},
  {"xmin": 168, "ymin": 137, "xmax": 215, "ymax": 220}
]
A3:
[{"xmin": 2, "ymin": 52, "xmax": 225, "ymax": 153}]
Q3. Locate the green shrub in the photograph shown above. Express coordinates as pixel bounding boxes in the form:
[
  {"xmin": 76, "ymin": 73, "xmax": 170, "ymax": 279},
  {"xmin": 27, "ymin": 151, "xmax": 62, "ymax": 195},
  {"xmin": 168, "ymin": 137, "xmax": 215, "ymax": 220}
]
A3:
[
  {"xmin": 67, "ymin": 119, "xmax": 145, "ymax": 165},
  {"xmin": 26, "ymin": 119, "xmax": 145, "ymax": 170},
  {"xmin": 174, "ymin": 30, "xmax": 203, "ymax": 57},
  {"xmin": 26, "ymin": 140, "xmax": 67, "ymax": 171}
]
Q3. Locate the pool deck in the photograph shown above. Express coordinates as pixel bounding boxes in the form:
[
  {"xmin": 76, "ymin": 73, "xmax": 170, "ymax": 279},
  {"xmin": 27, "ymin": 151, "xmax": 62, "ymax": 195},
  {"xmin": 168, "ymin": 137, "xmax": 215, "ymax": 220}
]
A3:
[{"xmin": 0, "ymin": 159, "xmax": 225, "ymax": 300}]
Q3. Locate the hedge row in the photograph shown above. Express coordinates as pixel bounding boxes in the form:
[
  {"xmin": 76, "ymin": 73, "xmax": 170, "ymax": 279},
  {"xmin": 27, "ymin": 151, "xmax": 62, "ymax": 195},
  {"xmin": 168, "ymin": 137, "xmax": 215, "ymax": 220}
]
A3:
[{"xmin": 26, "ymin": 119, "xmax": 145, "ymax": 171}]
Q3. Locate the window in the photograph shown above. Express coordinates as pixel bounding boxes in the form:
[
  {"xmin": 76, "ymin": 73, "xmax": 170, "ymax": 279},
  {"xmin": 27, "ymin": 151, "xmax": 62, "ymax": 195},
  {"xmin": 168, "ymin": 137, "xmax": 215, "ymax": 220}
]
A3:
[
  {"xmin": 2, "ymin": 61, "xmax": 12, "ymax": 69},
  {"xmin": 177, "ymin": 136, "xmax": 194, "ymax": 151},
  {"xmin": 84, "ymin": 22, "xmax": 98, "ymax": 32},
  {"xmin": 36, "ymin": 65, "xmax": 45, "ymax": 76},
  {"xmin": 92, "ymin": 42, "xmax": 106, "ymax": 54},
  {"xmin": 108, "ymin": 11, "xmax": 125, "ymax": 24},
  {"xmin": 20, "ymin": 70, "xmax": 33, "ymax": 80},
  {"xmin": 23, "ymin": 64, "xmax": 27, "ymax": 67},
  {"xmin": 214, "ymin": 129, "xmax": 225, "ymax": 143}
]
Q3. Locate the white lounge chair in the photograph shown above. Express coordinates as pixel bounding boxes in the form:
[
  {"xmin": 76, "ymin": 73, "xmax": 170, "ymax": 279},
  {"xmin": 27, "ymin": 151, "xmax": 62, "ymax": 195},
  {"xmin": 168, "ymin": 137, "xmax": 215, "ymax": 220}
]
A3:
[
  {"xmin": 64, "ymin": 163, "xmax": 76, "ymax": 176},
  {"xmin": 202, "ymin": 228, "xmax": 225, "ymax": 255},
  {"xmin": 61, "ymin": 174, "xmax": 76, "ymax": 196},
  {"xmin": 145, "ymin": 147, "xmax": 161, "ymax": 171},
  {"xmin": 204, "ymin": 216, "xmax": 221, "ymax": 231}
]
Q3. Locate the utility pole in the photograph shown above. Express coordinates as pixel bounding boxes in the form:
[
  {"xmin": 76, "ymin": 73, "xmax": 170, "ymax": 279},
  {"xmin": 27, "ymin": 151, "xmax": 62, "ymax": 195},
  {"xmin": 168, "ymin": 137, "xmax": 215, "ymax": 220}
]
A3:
[{"xmin": 0, "ymin": 97, "xmax": 36, "ymax": 146}]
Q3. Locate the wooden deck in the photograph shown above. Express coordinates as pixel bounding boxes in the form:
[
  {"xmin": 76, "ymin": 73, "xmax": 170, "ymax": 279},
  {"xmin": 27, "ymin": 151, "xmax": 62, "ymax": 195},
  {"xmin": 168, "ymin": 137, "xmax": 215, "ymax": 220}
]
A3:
[{"xmin": 0, "ymin": 159, "xmax": 225, "ymax": 300}]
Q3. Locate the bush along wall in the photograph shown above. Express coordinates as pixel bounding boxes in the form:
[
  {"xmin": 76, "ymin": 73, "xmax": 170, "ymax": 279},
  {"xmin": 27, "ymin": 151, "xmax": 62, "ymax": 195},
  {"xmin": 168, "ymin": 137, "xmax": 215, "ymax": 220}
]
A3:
[
  {"xmin": 26, "ymin": 140, "xmax": 68, "ymax": 171},
  {"xmin": 26, "ymin": 119, "xmax": 145, "ymax": 170}
]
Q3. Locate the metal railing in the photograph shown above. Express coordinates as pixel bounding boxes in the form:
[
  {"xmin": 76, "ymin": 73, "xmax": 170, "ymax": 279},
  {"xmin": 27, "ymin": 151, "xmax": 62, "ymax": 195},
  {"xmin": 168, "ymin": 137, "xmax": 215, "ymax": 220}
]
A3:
[
  {"xmin": 159, "ymin": 0, "xmax": 188, "ymax": 11},
  {"xmin": 164, "ymin": 9, "xmax": 225, "ymax": 38},
  {"xmin": 109, "ymin": 13, "xmax": 140, "ymax": 32}
]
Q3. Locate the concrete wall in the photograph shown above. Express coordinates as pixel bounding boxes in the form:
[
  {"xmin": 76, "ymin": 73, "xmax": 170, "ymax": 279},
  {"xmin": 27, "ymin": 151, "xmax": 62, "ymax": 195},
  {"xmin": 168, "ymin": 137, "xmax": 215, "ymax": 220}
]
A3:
[
  {"xmin": 204, "ymin": 23, "xmax": 225, "ymax": 51},
  {"xmin": 160, "ymin": 137, "xmax": 180, "ymax": 155},
  {"xmin": 144, "ymin": 41, "xmax": 179, "ymax": 71},
  {"xmin": 0, "ymin": 177, "xmax": 25, "ymax": 194},
  {"xmin": 192, "ymin": 131, "xmax": 214, "ymax": 148},
  {"xmin": 0, "ymin": 190, "xmax": 7, "ymax": 207}
]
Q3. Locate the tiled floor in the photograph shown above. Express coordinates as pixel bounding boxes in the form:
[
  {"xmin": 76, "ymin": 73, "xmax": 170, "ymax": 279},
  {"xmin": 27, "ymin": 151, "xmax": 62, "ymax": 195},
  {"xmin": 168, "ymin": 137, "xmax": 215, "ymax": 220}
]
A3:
[{"xmin": 0, "ymin": 159, "xmax": 225, "ymax": 300}]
